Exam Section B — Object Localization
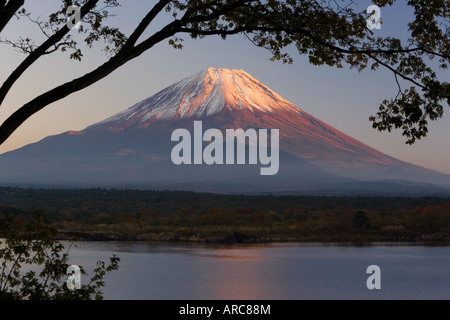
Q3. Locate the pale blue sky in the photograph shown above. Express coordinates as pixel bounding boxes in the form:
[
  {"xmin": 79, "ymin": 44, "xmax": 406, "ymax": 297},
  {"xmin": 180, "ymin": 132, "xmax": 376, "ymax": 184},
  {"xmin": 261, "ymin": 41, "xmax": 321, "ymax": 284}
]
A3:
[{"xmin": 0, "ymin": 1, "xmax": 449, "ymax": 174}]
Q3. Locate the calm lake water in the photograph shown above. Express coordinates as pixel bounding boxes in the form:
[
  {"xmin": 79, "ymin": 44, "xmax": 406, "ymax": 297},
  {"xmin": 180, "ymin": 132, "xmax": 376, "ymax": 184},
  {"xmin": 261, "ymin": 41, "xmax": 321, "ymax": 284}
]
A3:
[{"xmin": 67, "ymin": 241, "xmax": 450, "ymax": 300}]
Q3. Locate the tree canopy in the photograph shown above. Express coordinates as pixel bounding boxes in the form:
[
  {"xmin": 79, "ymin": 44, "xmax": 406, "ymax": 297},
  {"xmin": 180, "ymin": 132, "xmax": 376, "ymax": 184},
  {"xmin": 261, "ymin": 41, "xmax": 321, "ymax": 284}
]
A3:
[{"xmin": 0, "ymin": 0, "xmax": 448, "ymax": 145}]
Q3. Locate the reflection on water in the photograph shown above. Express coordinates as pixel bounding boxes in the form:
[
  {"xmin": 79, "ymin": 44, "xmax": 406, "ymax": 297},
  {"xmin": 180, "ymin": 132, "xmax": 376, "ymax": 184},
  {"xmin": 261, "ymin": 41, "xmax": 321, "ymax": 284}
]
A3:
[{"xmin": 67, "ymin": 242, "xmax": 450, "ymax": 300}]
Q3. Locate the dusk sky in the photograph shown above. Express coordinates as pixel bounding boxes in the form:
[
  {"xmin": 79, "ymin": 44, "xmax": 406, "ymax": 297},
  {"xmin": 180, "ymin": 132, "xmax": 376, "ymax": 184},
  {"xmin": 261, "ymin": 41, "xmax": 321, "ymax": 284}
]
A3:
[{"xmin": 0, "ymin": 1, "xmax": 449, "ymax": 174}]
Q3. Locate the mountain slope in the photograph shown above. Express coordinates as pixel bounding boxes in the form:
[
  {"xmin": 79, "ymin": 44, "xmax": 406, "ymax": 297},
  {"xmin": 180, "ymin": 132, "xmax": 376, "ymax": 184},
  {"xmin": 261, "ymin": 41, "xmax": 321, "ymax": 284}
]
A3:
[{"xmin": 0, "ymin": 67, "xmax": 448, "ymax": 192}]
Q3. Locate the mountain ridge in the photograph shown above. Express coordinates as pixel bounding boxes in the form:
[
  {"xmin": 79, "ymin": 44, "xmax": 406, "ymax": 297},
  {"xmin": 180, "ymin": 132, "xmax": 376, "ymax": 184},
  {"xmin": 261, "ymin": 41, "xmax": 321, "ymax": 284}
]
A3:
[{"xmin": 0, "ymin": 67, "xmax": 448, "ymax": 193}]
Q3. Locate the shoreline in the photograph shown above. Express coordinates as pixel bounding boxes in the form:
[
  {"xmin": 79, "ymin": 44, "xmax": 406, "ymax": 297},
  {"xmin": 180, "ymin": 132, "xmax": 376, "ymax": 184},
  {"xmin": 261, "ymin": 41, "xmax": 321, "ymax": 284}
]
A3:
[{"xmin": 55, "ymin": 229, "xmax": 450, "ymax": 244}]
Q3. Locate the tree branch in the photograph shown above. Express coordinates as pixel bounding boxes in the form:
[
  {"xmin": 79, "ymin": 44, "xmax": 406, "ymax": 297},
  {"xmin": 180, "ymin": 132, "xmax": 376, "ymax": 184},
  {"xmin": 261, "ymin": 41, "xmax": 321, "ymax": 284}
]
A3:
[
  {"xmin": 0, "ymin": 1, "xmax": 447, "ymax": 147},
  {"xmin": 122, "ymin": 0, "xmax": 172, "ymax": 49},
  {"xmin": 179, "ymin": 26, "xmax": 449, "ymax": 59},
  {"xmin": 0, "ymin": 16, "xmax": 184, "ymax": 145},
  {"xmin": 0, "ymin": 0, "xmax": 24, "ymax": 34},
  {"xmin": 366, "ymin": 53, "xmax": 425, "ymax": 90},
  {"xmin": 0, "ymin": 0, "xmax": 100, "ymax": 107},
  {"xmin": 181, "ymin": 0, "xmax": 255, "ymax": 25},
  {"xmin": 0, "ymin": 1, "xmax": 260, "ymax": 144},
  {"xmin": 178, "ymin": 25, "xmax": 440, "ymax": 92}
]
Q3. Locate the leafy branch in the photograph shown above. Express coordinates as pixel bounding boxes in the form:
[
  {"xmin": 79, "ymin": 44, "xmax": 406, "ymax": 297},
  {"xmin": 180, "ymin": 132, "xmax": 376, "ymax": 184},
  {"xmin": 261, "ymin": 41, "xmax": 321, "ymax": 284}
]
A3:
[{"xmin": 0, "ymin": 0, "xmax": 448, "ymax": 146}]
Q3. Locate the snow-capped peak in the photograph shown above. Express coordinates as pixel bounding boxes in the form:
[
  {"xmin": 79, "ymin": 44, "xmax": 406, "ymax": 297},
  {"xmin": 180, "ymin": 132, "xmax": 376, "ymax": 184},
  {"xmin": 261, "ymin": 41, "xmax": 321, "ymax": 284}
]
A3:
[{"xmin": 94, "ymin": 67, "xmax": 301, "ymax": 128}]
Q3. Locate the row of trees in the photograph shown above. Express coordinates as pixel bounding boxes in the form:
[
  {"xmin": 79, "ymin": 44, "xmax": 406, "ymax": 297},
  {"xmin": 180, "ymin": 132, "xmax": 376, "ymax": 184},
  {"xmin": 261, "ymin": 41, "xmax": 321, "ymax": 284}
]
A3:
[
  {"xmin": 43, "ymin": 202, "xmax": 450, "ymax": 236},
  {"xmin": 2, "ymin": 188, "xmax": 449, "ymax": 237},
  {"xmin": 1, "ymin": 187, "xmax": 449, "ymax": 215}
]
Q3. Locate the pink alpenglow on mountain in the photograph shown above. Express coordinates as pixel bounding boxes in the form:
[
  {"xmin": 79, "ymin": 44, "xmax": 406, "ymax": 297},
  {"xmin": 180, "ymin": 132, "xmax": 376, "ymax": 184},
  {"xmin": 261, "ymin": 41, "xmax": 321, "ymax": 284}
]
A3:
[
  {"xmin": 95, "ymin": 67, "xmax": 403, "ymax": 169},
  {"xmin": 0, "ymin": 67, "xmax": 448, "ymax": 193}
]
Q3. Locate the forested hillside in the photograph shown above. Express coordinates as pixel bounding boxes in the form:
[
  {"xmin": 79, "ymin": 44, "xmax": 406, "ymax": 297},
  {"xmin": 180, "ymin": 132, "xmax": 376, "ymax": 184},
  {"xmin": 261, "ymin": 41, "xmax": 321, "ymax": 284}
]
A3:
[{"xmin": 0, "ymin": 187, "xmax": 449, "ymax": 242}]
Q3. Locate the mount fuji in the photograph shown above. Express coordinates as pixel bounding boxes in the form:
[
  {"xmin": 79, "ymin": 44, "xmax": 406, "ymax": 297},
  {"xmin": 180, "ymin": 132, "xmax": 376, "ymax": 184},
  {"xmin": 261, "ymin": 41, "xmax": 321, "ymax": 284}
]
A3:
[{"xmin": 0, "ymin": 67, "xmax": 449, "ymax": 194}]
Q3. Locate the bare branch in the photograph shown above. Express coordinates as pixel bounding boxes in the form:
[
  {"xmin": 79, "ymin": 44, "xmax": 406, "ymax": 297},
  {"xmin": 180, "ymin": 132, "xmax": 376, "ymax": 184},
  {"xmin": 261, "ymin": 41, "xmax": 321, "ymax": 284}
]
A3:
[
  {"xmin": 0, "ymin": 16, "xmax": 182, "ymax": 145},
  {"xmin": 122, "ymin": 0, "xmax": 172, "ymax": 49},
  {"xmin": 0, "ymin": 0, "xmax": 100, "ymax": 108}
]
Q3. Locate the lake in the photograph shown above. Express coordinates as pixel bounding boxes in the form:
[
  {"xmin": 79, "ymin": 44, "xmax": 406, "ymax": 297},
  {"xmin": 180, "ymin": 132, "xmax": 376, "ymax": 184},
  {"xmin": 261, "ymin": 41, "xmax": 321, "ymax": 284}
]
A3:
[{"xmin": 66, "ymin": 241, "xmax": 450, "ymax": 300}]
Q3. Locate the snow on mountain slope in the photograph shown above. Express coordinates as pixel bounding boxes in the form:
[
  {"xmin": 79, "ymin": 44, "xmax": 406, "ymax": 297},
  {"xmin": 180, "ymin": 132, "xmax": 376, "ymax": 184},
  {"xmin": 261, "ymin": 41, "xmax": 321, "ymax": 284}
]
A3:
[
  {"xmin": 94, "ymin": 68, "xmax": 300, "ymax": 127},
  {"xmin": 0, "ymin": 67, "xmax": 448, "ymax": 189},
  {"xmin": 88, "ymin": 67, "xmax": 401, "ymax": 169}
]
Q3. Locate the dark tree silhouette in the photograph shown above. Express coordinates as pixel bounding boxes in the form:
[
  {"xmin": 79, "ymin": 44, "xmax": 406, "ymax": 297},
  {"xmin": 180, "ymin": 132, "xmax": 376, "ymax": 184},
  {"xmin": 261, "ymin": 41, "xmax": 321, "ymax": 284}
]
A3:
[
  {"xmin": 0, "ymin": 0, "xmax": 448, "ymax": 145},
  {"xmin": 353, "ymin": 210, "xmax": 371, "ymax": 230},
  {"xmin": 0, "ymin": 212, "xmax": 119, "ymax": 300}
]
